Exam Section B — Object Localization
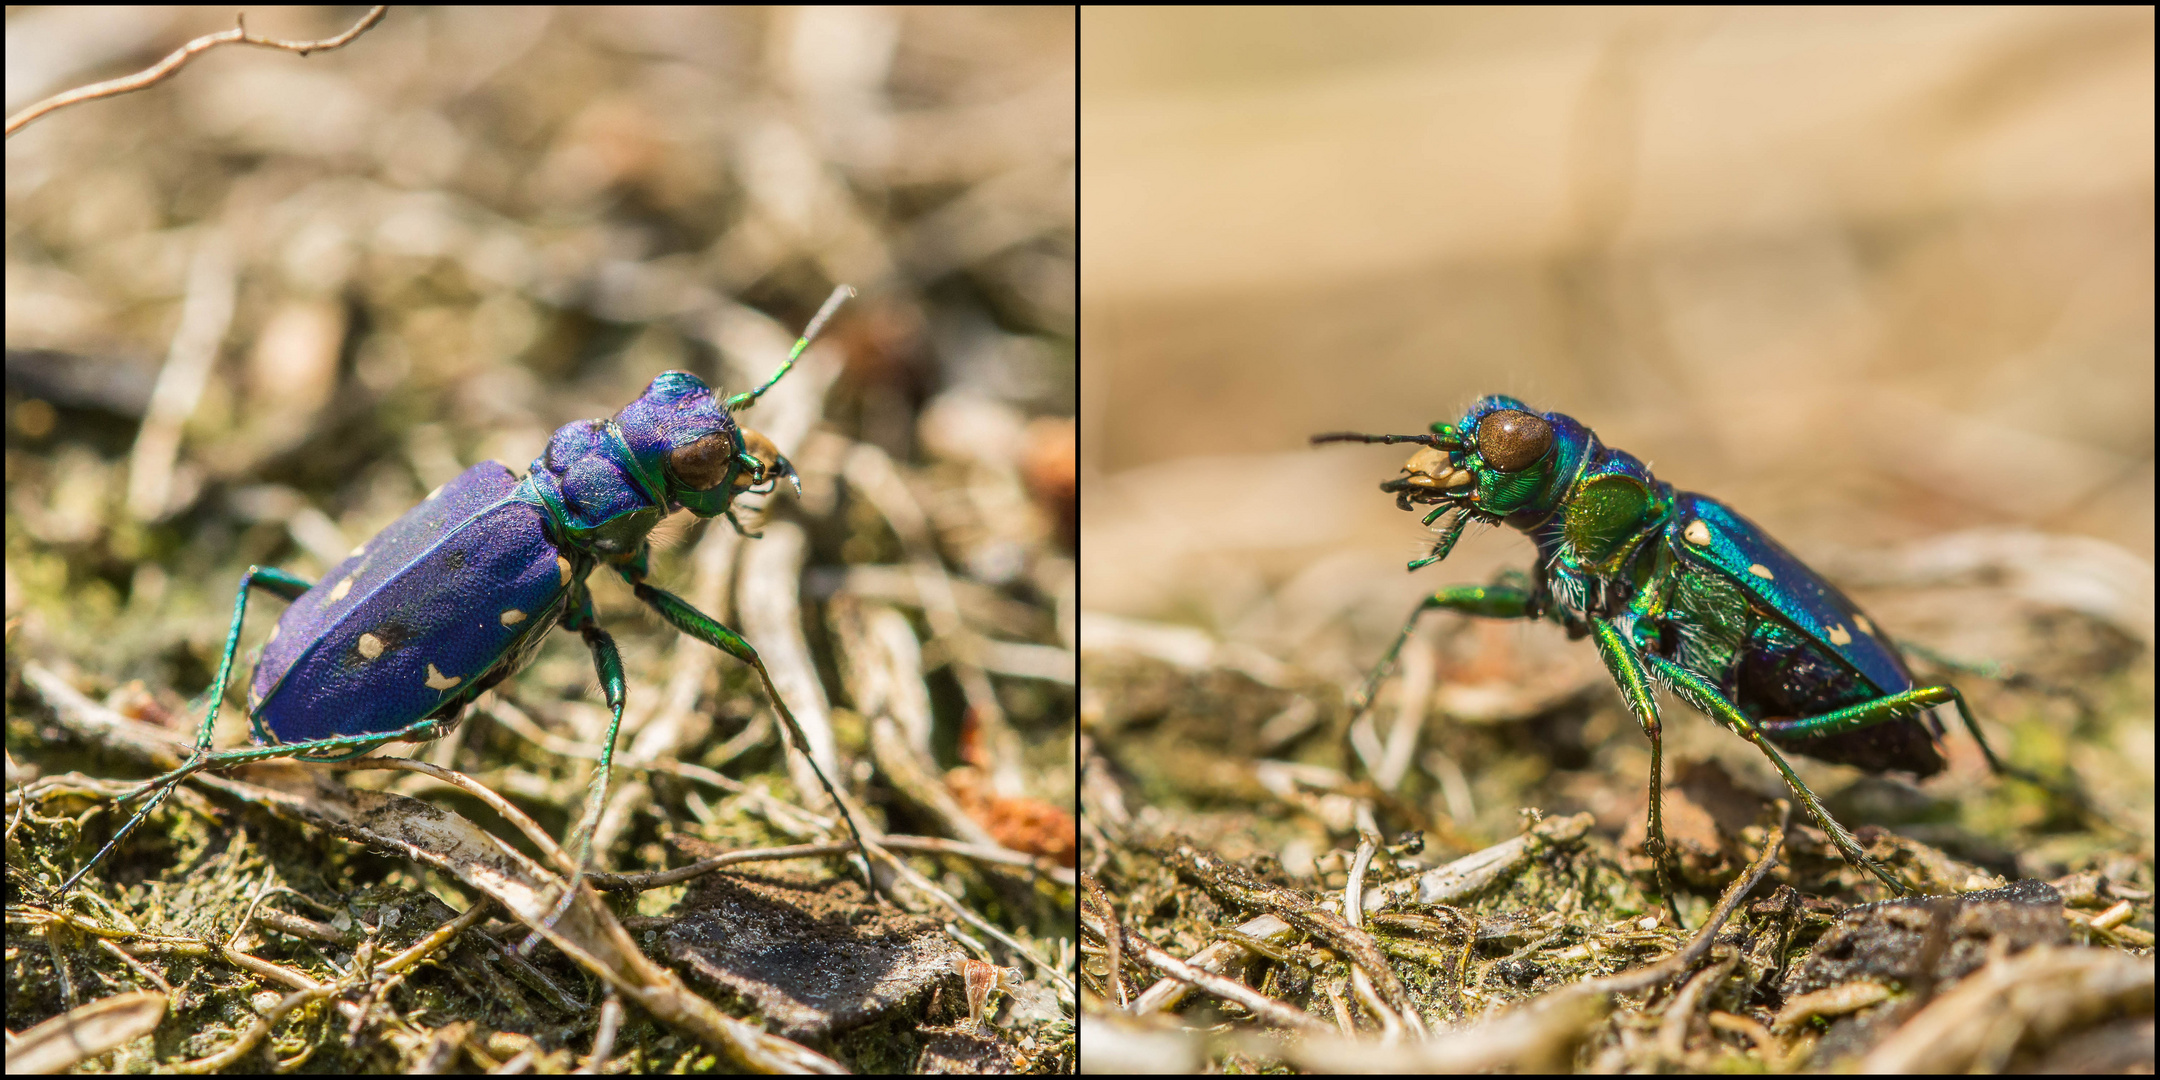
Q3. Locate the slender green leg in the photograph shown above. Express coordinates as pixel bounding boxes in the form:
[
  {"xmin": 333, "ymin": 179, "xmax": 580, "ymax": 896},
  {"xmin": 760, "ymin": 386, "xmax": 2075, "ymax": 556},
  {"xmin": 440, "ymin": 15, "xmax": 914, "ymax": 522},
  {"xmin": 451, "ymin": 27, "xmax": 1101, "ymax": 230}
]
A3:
[
  {"xmin": 1586, "ymin": 619, "xmax": 1686, "ymax": 926},
  {"xmin": 1757, "ymin": 684, "xmax": 1958, "ymax": 744},
  {"xmin": 562, "ymin": 598, "xmax": 627, "ymax": 872},
  {"xmin": 1753, "ymin": 678, "xmax": 2106, "ymax": 847},
  {"xmin": 1875, "ymin": 651, "xmax": 2100, "ymax": 827},
  {"xmin": 1929, "ymin": 688, "xmax": 2011, "ymax": 779},
  {"xmin": 1759, "ymin": 681, "xmax": 2020, "ymax": 781},
  {"xmin": 1649, "ymin": 656, "xmax": 1917, "ymax": 896},
  {"xmin": 524, "ymin": 584, "xmax": 626, "ymax": 948},
  {"xmin": 1895, "ymin": 640, "xmax": 2070, "ymax": 727},
  {"xmin": 1350, "ymin": 583, "xmax": 1535, "ymax": 718},
  {"xmin": 723, "ymin": 507, "xmax": 763, "ymax": 538},
  {"xmin": 624, "ymin": 572, "xmax": 883, "ymax": 903},
  {"xmin": 1903, "ymin": 643, "xmax": 2087, "ymax": 734},
  {"xmin": 58, "ymin": 566, "xmax": 440, "ymax": 896},
  {"xmin": 1352, "ymin": 582, "xmax": 1696, "ymax": 922}
]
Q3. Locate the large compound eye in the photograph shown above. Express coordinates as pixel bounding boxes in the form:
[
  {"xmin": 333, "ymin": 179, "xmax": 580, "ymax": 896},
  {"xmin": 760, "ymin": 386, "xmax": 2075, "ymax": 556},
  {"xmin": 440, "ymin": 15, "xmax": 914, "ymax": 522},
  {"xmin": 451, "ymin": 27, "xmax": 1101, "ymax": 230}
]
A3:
[
  {"xmin": 733, "ymin": 428, "xmax": 782, "ymax": 489},
  {"xmin": 670, "ymin": 431, "xmax": 738, "ymax": 491},
  {"xmin": 1477, "ymin": 410, "xmax": 1552, "ymax": 472}
]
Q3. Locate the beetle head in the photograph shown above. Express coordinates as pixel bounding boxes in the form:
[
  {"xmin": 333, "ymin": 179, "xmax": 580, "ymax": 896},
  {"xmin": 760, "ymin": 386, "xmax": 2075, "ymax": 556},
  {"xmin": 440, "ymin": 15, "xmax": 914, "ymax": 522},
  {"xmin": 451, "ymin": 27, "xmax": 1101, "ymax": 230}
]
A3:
[
  {"xmin": 614, "ymin": 370, "xmax": 753, "ymax": 518},
  {"xmin": 1312, "ymin": 395, "xmax": 1570, "ymax": 569},
  {"xmin": 619, "ymin": 287, "xmax": 848, "ymax": 518}
]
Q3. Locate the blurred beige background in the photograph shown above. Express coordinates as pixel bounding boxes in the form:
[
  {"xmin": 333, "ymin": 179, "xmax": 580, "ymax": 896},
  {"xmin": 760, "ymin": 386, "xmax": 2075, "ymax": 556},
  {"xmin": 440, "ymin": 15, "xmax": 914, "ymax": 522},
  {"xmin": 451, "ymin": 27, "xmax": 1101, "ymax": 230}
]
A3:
[{"xmin": 1081, "ymin": 8, "xmax": 2152, "ymax": 666}]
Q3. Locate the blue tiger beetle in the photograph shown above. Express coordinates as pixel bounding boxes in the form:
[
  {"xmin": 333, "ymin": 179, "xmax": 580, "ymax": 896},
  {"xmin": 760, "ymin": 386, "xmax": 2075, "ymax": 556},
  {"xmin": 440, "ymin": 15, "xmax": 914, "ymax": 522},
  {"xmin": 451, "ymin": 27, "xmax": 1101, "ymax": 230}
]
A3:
[
  {"xmin": 1315, "ymin": 395, "xmax": 2020, "ymax": 919},
  {"xmin": 58, "ymin": 285, "xmax": 879, "ymax": 916}
]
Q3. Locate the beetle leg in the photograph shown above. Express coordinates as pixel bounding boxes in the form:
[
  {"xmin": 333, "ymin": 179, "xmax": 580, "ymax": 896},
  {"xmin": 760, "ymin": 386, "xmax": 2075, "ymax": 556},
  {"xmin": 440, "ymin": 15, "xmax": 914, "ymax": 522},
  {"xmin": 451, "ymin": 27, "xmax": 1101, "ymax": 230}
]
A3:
[
  {"xmin": 1649, "ymin": 656, "xmax": 1918, "ymax": 897},
  {"xmin": 623, "ymin": 573, "xmax": 886, "ymax": 905},
  {"xmin": 59, "ymin": 565, "xmax": 310, "ymax": 897},
  {"xmin": 204, "ymin": 567, "xmax": 313, "ymax": 749},
  {"xmin": 1756, "ymin": 682, "xmax": 2104, "ymax": 844},
  {"xmin": 560, "ymin": 585, "xmax": 628, "ymax": 860},
  {"xmin": 723, "ymin": 505, "xmax": 765, "ymax": 539},
  {"xmin": 1754, "ymin": 686, "xmax": 1947, "ymax": 742},
  {"xmin": 1588, "ymin": 618, "xmax": 1685, "ymax": 927},
  {"xmin": 522, "ymin": 584, "xmax": 626, "ymax": 951},
  {"xmin": 1350, "ymin": 582, "xmax": 1536, "ymax": 720},
  {"xmin": 1756, "ymin": 684, "xmax": 2014, "ymax": 778}
]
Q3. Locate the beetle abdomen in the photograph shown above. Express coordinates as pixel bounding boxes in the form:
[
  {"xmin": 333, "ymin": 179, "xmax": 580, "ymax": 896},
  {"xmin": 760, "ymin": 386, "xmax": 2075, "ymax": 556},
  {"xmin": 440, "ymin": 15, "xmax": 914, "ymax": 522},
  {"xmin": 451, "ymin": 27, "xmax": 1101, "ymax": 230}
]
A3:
[{"xmin": 251, "ymin": 462, "xmax": 572, "ymax": 747}]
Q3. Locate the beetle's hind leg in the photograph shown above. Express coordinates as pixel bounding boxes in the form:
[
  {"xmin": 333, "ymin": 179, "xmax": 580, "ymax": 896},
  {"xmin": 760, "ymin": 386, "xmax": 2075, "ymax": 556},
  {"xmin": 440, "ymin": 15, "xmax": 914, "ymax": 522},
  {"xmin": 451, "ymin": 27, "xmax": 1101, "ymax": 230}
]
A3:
[
  {"xmin": 56, "ymin": 565, "xmax": 315, "ymax": 897},
  {"xmin": 1897, "ymin": 645, "xmax": 2098, "ymax": 798},
  {"xmin": 1649, "ymin": 656, "xmax": 1921, "ymax": 896},
  {"xmin": 1911, "ymin": 679, "xmax": 2111, "ymax": 834}
]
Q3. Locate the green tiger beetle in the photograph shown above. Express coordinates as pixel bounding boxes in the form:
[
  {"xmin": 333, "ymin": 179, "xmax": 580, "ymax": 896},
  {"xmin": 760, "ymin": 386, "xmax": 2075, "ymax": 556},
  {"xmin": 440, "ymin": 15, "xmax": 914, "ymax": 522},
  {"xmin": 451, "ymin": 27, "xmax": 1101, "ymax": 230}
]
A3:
[
  {"xmin": 1315, "ymin": 395, "xmax": 2030, "ymax": 920},
  {"xmin": 55, "ymin": 286, "xmax": 880, "ymax": 927}
]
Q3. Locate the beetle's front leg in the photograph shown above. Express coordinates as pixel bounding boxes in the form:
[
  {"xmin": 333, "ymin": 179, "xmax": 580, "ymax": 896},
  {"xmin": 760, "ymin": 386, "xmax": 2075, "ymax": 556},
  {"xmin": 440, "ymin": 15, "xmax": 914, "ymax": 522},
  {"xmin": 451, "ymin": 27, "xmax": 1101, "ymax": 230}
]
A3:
[
  {"xmin": 1351, "ymin": 581, "xmax": 1538, "ymax": 718},
  {"xmin": 618, "ymin": 566, "xmax": 884, "ymax": 903},
  {"xmin": 1587, "ymin": 616, "xmax": 1684, "ymax": 927},
  {"xmin": 723, "ymin": 505, "xmax": 764, "ymax": 539}
]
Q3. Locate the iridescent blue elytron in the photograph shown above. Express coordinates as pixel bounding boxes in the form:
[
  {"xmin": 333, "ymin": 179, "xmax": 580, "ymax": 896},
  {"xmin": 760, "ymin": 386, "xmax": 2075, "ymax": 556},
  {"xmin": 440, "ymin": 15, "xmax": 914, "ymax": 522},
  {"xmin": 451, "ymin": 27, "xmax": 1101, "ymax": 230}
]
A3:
[
  {"xmin": 1315, "ymin": 395, "xmax": 2012, "ymax": 914},
  {"xmin": 60, "ymin": 286, "xmax": 877, "ymax": 911}
]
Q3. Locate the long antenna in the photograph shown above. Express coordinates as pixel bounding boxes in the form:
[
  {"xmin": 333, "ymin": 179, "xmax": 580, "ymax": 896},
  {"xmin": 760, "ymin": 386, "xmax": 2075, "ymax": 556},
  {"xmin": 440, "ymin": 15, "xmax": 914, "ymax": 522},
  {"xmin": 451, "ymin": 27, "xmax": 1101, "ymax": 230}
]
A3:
[
  {"xmin": 727, "ymin": 284, "xmax": 855, "ymax": 411},
  {"xmin": 1311, "ymin": 431, "xmax": 1453, "ymax": 448}
]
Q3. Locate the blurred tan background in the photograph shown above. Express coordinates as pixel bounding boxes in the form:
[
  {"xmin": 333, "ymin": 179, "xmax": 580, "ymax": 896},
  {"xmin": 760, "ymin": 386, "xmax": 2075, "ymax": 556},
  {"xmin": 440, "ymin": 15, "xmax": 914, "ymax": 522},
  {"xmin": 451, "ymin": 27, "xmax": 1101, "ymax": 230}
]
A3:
[{"xmin": 1081, "ymin": 7, "xmax": 2152, "ymax": 659}]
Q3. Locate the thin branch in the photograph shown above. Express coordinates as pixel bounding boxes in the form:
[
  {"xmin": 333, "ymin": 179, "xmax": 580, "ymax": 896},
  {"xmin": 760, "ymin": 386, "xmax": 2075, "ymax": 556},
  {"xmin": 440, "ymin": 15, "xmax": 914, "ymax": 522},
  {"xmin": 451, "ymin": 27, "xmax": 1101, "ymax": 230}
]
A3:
[
  {"xmin": 1082, "ymin": 909, "xmax": 1331, "ymax": 1035},
  {"xmin": 6, "ymin": 7, "xmax": 389, "ymax": 138}
]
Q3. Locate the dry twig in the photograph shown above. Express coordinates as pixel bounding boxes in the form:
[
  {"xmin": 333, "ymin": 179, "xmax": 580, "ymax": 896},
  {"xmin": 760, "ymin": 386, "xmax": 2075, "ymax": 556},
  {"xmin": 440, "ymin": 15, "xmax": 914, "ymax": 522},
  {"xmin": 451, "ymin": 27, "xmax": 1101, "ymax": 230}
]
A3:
[{"xmin": 7, "ymin": 7, "xmax": 388, "ymax": 137}]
